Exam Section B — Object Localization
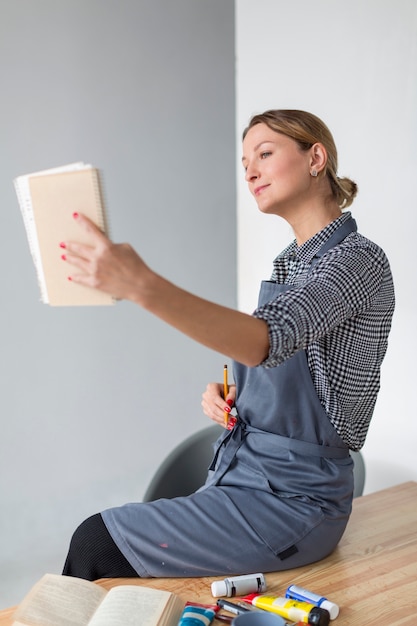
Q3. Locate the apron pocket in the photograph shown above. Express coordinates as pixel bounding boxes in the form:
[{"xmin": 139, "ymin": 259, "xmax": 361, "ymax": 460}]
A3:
[{"xmin": 231, "ymin": 486, "xmax": 326, "ymax": 557}]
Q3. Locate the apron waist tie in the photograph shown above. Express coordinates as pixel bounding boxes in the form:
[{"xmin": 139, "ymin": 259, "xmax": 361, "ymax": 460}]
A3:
[
  {"xmin": 209, "ymin": 420, "xmax": 349, "ymax": 472},
  {"xmin": 243, "ymin": 423, "xmax": 350, "ymax": 459}
]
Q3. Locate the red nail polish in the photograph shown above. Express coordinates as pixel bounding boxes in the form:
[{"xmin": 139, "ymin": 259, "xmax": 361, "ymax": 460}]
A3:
[
  {"xmin": 226, "ymin": 398, "xmax": 234, "ymax": 407},
  {"xmin": 224, "ymin": 406, "xmax": 231, "ymax": 413},
  {"xmin": 73, "ymin": 212, "xmax": 79, "ymax": 219},
  {"xmin": 59, "ymin": 242, "xmax": 66, "ymax": 249},
  {"xmin": 61, "ymin": 254, "xmax": 66, "ymax": 261},
  {"xmin": 67, "ymin": 276, "xmax": 72, "ymax": 281}
]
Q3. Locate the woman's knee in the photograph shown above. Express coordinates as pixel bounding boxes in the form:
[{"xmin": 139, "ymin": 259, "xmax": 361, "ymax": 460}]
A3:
[
  {"xmin": 62, "ymin": 514, "xmax": 103, "ymax": 578},
  {"xmin": 62, "ymin": 513, "xmax": 137, "ymax": 580}
]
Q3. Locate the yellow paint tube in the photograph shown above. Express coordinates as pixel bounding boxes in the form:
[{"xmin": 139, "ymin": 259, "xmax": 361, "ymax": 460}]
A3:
[{"xmin": 243, "ymin": 593, "xmax": 330, "ymax": 626}]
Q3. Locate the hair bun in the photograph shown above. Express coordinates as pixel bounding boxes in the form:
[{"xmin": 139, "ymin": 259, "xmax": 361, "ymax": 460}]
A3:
[{"xmin": 333, "ymin": 176, "xmax": 358, "ymax": 209}]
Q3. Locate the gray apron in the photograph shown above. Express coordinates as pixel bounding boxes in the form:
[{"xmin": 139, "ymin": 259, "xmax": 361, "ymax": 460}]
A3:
[{"xmin": 102, "ymin": 218, "xmax": 357, "ymax": 576}]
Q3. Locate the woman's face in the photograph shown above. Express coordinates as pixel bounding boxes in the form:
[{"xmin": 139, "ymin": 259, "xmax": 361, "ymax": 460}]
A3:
[{"xmin": 242, "ymin": 122, "xmax": 314, "ymax": 218}]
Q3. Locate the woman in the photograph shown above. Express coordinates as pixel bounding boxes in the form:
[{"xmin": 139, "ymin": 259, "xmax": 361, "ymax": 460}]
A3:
[{"xmin": 61, "ymin": 110, "xmax": 395, "ymax": 580}]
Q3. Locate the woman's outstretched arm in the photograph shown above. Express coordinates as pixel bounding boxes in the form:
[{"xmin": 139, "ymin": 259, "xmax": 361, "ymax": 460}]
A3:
[{"xmin": 61, "ymin": 213, "xmax": 270, "ymax": 367}]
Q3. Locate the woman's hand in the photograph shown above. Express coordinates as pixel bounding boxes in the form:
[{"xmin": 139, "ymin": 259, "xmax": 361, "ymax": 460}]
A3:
[
  {"xmin": 60, "ymin": 213, "xmax": 154, "ymax": 303},
  {"xmin": 202, "ymin": 382, "xmax": 237, "ymax": 430}
]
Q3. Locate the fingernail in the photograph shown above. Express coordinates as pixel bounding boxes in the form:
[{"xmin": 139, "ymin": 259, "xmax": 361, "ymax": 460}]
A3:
[
  {"xmin": 67, "ymin": 276, "xmax": 72, "ymax": 281},
  {"xmin": 229, "ymin": 417, "xmax": 237, "ymax": 427},
  {"xmin": 59, "ymin": 242, "xmax": 66, "ymax": 249},
  {"xmin": 61, "ymin": 254, "xmax": 66, "ymax": 261},
  {"xmin": 226, "ymin": 398, "xmax": 234, "ymax": 407},
  {"xmin": 73, "ymin": 212, "xmax": 79, "ymax": 219},
  {"xmin": 224, "ymin": 406, "xmax": 231, "ymax": 413}
]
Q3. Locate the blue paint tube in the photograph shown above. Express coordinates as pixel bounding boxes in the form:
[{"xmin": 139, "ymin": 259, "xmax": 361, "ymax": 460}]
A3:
[
  {"xmin": 285, "ymin": 585, "xmax": 339, "ymax": 620},
  {"xmin": 178, "ymin": 602, "xmax": 219, "ymax": 626}
]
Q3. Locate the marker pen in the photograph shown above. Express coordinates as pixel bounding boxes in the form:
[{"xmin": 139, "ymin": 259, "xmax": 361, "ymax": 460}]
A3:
[
  {"xmin": 243, "ymin": 593, "xmax": 330, "ymax": 626},
  {"xmin": 214, "ymin": 614, "xmax": 233, "ymax": 623},
  {"xmin": 237, "ymin": 602, "xmax": 262, "ymax": 612},
  {"xmin": 216, "ymin": 599, "xmax": 252, "ymax": 615},
  {"xmin": 285, "ymin": 586, "xmax": 339, "ymax": 620}
]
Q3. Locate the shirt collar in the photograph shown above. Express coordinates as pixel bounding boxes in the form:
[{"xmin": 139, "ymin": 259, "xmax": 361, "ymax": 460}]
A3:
[{"xmin": 274, "ymin": 211, "xmax": 352, "ymax": 268}]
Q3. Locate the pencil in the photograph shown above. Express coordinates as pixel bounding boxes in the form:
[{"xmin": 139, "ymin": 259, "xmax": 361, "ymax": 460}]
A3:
[{"xmin": 223, "ymin": 364, "xmax": 229, "ymax": 424}]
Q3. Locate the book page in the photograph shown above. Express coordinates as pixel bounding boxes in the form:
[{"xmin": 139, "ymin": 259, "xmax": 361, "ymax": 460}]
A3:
[
  {"xmin": 12, "ymin": 574, "xmax": 107, "ymax": 626},
  {"xmin": 88, "ymin": 586, "xmax": 183, "ymax": 626}
]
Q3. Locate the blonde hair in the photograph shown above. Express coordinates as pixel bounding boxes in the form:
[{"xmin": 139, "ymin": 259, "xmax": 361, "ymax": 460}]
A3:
[{"xmin": 243, "ymin": 110, "xmax": 358, "ymax": 208}]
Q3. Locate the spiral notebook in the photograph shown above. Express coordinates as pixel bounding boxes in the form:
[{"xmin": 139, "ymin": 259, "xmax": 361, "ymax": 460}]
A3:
[{"xmin": 14, "ymin": 162, "xmax": 114, "ymax": 306}]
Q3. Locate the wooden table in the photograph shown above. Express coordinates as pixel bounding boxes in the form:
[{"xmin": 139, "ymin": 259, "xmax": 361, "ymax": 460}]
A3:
[{"xmin": 1, "ymin": 481, "xmax": 416, "ymax": 625}]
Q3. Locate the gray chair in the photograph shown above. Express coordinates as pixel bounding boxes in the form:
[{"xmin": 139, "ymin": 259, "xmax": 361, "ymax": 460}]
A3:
[
  {"xmin": 143, "ymin": 424, "xmax": 365, "ymax": 502},
  {"xmin": 143, "ymin": 424, "xmax": 223, "ymax": 502},
  {"xmin": 351, "ymin": 448, "xmax": 366, "ymax": 497}
]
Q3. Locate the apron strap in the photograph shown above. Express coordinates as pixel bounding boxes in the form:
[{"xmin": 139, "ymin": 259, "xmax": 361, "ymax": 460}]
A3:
[
  {"xmin": 311, "ymin": 217, "xmax": 357, "ymax": 269},
  {"xmin": 208, "ymin": 423, "xmax": 245, "ymax": 471}
]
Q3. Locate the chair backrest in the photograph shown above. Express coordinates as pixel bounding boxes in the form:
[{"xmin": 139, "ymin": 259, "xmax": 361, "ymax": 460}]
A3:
[
  {"xmin": 143, "ymin": 424, "xmax": 223, "ymax": 502},
  {"xmin": 351, "ymin": 449, "xmax": 366, "ymax": 498},
  {"xmin": 143, "ymin": 424, "xmax": 366, "ymax": 501}
]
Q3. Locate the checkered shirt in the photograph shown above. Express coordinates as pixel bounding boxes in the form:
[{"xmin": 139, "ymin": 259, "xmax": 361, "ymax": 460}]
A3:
[{"xmin": 253, "ymin": 211, "xmax": 395, "ymax": 450}]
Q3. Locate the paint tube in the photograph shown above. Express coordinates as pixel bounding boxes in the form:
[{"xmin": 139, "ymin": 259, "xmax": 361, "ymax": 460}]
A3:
[
  {"xmin": 243, "ymin": 593, "xmax": 330, "ymax": 626},
  {"xmin": 211, "ymin": 573, "xmax": 267, "ymax": 598},
  {"xmin": 285, "ymin": 585, "xmax": 339, "ymax": 620},
  {"xmin": 178, "ymin": 602, "xmax": 219, "ymax": 626}
]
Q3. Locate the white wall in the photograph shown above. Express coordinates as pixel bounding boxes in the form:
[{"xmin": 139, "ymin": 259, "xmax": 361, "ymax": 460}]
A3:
[
  {"xmin": 0, "ymin": 0, "xmax": 236, "ymax": 608},
  {"xmin": 236, "ymin": 0, "xmax": 417, "ymax": 493}
]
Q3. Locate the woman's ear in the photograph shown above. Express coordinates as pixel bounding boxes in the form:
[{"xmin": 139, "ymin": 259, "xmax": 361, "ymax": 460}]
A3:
[{"xmin": 309, "ymin": 143, "xmax": 327, "ymax": 175}]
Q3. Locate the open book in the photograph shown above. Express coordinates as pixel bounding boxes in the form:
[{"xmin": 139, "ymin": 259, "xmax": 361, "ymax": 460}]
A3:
[
  {"xmin": 12, "ymin": 574, "xmax": 184, "ymax": 626},
  {"xmin": 14, "ymin": 162, "xmax": 114, "ymax": 306}
]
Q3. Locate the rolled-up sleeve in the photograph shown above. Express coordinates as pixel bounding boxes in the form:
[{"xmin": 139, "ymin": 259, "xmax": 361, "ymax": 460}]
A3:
[{"xmin": 253, "ymin": 243, "xmax": 386, "ymax": 368}]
